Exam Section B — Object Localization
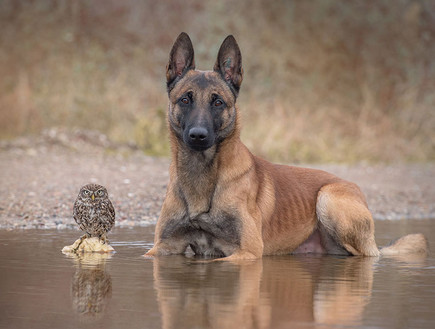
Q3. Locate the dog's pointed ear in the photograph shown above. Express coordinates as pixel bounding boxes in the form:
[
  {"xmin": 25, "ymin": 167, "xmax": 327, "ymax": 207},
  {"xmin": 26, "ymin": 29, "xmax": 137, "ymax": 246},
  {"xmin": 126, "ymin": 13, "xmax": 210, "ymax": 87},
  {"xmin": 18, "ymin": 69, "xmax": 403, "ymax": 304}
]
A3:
[
  {"xmin": 214, "ymin": 35, "xmax": 243, "ymax": 95},
  {"xmin": 166, "ymin": 32, "xmax": 195, "ymax": 89}
]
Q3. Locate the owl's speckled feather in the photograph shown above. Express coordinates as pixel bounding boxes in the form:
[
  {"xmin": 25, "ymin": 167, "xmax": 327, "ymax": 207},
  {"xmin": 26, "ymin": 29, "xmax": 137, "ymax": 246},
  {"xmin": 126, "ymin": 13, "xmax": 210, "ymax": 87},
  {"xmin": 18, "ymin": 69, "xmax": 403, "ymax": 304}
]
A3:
[{"xmin": 73, "ymin": 184, "xmax": 115, "ymax": 239}]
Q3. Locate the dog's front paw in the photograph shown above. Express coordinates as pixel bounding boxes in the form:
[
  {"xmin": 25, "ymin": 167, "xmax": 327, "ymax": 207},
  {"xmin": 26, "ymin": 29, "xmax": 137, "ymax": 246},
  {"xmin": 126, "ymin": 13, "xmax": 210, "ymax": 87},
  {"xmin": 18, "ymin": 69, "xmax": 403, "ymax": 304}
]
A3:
[{"xmin": 144, "ymin": 246, "xmax": 158, "ymax": 259}]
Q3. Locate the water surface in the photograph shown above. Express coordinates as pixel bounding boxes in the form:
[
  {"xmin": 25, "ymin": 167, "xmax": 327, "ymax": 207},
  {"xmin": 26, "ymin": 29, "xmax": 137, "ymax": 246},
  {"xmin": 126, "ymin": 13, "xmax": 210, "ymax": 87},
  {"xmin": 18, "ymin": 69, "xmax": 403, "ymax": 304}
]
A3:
[{"xmin": 0, "ymin": 219, "xmax": 434, "ymax": 329}]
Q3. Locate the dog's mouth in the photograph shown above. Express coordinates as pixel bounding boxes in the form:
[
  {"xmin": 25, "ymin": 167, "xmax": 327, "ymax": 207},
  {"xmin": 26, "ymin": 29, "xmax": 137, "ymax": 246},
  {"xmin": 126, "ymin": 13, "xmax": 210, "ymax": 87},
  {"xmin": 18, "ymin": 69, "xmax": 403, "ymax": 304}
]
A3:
[{"xmin": 184, "ymin": 138, "xmax": 215, "ymax": 152}]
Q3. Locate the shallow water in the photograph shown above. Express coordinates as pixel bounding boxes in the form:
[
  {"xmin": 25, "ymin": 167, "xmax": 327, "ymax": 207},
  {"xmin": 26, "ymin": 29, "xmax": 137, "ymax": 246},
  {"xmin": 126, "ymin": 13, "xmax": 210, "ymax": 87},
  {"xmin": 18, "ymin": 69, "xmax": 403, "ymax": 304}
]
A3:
[{"xmin": 0, "ymin": 219, "xmax": 434, "ymax": 329}]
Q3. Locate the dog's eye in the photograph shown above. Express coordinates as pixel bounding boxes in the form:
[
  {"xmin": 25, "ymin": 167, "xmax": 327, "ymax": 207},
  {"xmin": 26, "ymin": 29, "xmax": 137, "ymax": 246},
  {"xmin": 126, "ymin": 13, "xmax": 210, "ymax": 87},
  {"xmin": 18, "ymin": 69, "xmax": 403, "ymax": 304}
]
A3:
[
  {"xmin": 180, "ymin": 97, "xmax": 190, "ymax": 105},
  {"xmin": 214, "ymin": 99, "xmax": 223, "ymax": 107}
]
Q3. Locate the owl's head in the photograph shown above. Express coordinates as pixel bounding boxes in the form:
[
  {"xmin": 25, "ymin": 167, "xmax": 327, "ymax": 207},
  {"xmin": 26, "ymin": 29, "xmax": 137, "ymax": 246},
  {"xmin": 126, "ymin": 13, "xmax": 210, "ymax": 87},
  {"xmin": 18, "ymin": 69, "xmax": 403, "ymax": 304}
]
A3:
[{"xmin": 78, "ymin": 184, "xmax": 109, "ymax": 202}]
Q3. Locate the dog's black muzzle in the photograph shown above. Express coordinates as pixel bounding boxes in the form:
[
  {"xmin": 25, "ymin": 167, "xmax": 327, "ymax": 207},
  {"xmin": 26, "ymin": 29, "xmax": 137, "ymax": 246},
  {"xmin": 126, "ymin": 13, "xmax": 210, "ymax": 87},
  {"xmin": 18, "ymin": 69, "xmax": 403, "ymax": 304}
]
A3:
[{"xmin": 183, "ymin": 125, "xmax": 215, "ymax": 151}]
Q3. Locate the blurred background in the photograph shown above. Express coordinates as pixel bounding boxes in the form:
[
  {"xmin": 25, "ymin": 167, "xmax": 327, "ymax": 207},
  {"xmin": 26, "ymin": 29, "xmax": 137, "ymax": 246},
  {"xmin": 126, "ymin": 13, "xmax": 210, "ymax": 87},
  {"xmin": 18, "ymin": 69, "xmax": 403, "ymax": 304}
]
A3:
[{"xmin": 0, "ymin": 0, "xmax": 434, "ymax": 163}]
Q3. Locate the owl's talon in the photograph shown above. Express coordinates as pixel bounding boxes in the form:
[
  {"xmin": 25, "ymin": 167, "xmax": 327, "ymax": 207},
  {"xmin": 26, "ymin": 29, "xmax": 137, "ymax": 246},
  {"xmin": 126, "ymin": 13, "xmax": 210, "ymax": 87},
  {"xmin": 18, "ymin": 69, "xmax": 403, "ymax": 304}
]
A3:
[
  {"xmin": 99, "ymin": 235, "xmax": 109, "ymax": 245},
  {"xmin": 71, "ymin": 235, "xmax": 87, "ymax": 252}
]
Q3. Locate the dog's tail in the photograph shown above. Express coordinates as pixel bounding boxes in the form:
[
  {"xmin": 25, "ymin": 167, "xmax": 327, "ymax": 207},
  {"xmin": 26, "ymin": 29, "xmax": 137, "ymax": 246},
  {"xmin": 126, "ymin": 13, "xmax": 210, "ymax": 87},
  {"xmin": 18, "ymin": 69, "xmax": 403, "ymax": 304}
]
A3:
[{"xmin": 380, "ymin": 233, "xmax": 428, "ymax": 256}]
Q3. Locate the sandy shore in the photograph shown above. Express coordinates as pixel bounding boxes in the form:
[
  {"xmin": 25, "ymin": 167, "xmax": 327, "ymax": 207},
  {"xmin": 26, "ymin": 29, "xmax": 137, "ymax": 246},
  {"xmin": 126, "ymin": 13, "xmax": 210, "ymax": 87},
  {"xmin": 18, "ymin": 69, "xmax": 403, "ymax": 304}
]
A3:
[{"xmin": 1, "ymin": 130, "xmax": 434, "ymax": 229}]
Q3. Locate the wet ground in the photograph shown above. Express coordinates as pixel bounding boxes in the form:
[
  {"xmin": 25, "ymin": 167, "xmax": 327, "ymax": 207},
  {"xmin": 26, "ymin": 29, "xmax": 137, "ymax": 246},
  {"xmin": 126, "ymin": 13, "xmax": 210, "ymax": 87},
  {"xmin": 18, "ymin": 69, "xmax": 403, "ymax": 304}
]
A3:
[
  {"xmin": 0, "ymin": 219, "xmax": 434, "ymax": 329},
  {"xmin": 2, "ymin": 140, "xmax": 435, "ymax": 230}
]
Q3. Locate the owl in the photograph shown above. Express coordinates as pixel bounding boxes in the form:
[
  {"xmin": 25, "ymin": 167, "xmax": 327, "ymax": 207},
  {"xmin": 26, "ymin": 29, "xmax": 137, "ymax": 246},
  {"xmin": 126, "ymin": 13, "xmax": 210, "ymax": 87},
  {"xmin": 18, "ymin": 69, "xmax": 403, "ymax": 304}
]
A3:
[{"xmin": 73, "ymin": 184, "xmax": 115, "ymax": 244}]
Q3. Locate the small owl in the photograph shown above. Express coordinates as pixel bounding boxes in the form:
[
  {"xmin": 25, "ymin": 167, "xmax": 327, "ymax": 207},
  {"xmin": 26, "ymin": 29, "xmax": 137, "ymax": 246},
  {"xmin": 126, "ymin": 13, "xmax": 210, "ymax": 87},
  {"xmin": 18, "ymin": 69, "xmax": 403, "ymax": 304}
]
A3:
[{"xmin": 73, "ymin": 184, "xmax": 115, "ymax": 244}]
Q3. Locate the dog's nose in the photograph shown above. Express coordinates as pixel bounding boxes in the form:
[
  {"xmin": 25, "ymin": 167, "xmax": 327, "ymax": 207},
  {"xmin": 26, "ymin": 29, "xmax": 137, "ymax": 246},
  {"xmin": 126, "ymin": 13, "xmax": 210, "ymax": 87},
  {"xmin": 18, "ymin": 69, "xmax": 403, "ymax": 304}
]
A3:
[{"xmin": 189, "ymin": 127, "xmax": 208, "ymax": 141}]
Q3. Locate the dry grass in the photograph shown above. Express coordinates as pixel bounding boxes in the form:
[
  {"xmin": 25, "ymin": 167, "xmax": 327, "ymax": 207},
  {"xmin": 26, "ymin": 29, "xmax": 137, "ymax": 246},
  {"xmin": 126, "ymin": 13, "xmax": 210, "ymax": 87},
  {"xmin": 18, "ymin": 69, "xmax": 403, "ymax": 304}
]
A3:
[{"xmin": 0, "ymin": 0, "xmax": 434, "ymax": 163}]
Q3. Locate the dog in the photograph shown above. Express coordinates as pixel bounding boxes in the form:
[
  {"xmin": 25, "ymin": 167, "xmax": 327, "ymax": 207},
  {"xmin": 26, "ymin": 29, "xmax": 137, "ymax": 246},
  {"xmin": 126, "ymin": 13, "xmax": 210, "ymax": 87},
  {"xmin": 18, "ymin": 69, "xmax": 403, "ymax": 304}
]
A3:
[{"xmin": 145, "ymin": 33, "xmax": 427, "ymax": 261}]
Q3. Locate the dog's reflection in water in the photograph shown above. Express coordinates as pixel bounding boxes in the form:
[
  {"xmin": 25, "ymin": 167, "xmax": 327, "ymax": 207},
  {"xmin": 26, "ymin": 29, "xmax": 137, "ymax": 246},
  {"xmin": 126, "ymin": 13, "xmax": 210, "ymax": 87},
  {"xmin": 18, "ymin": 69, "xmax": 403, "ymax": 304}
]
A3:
[
  {"xmin": 65, "ymin": 252, "xmax": 113, "ymax": 320},
  {"xmin": 153, "ymin": 255, "xmax": 377, "ymax": 329}
]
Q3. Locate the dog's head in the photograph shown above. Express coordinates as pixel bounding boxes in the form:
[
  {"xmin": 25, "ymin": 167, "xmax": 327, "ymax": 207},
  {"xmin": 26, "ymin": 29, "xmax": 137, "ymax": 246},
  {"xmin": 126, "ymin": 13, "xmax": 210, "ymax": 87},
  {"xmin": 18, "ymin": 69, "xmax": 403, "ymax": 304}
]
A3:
[{"xmin": 166, "ymin": 33, "xmax": 243, "ymax": 152}]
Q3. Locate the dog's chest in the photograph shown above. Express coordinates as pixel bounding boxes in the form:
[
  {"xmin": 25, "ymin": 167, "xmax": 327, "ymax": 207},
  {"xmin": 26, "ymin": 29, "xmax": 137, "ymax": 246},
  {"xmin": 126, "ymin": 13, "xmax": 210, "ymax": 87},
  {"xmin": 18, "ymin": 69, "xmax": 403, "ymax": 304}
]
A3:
[
  {"xmin": 188, "ymin": 212, "xmax": 240, "ymax": 257},
  {"xmin": 195, "ymin": 211, "xmax": 239, "ymax": 238},
  {"xmin": 188, "ymin": 214, "xmax": 240, "ymax": 257},
  {"xmin": 188, "ymin": 231, "xmax": 234, "ymax": 257},
  {"xmin": 161, "ymin": 210, "xmax": 241, "ymax": 257}
]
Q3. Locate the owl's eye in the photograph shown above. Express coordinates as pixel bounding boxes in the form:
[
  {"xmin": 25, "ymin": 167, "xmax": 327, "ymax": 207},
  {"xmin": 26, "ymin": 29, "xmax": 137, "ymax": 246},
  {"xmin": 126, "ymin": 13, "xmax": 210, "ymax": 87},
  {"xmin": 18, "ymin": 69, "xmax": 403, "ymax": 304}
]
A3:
[
  {"xmin": 97, "ymin": 190, "xmax": 105, "ymax": 197},
  {"xmin": 82, "ymin": 190, "xmax": 90, "ymax": 196}
]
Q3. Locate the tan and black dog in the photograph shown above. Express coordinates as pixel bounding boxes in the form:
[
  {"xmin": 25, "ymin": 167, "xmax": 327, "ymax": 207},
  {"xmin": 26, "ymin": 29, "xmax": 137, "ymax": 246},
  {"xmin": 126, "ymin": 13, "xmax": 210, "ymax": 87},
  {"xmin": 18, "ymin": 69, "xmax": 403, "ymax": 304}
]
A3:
[{"xmin": 146, "ymin": 33, "xmax": 427, "ymax": 261}]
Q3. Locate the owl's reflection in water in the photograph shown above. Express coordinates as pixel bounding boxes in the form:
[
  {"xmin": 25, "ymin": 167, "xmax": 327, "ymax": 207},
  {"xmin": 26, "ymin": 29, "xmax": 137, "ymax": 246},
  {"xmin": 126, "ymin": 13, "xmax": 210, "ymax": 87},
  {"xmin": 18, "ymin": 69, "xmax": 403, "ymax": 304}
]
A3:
[{"xmin": 67, "ymin": 252, "xmax": 113, "ymax": 319}]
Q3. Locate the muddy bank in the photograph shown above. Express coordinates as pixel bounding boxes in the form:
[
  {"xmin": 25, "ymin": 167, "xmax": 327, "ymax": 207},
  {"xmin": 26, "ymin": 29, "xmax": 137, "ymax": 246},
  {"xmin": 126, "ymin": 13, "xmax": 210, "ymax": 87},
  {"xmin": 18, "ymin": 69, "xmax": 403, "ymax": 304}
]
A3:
[{"xmin": 1, "ymin": 131, "xmax": 434, "ymax": 229}]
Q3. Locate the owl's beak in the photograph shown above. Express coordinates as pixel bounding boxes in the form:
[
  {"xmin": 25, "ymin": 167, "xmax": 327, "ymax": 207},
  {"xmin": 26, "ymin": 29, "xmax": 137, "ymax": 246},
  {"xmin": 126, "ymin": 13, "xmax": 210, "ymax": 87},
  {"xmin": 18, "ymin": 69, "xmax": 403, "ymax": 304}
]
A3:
[{"xmin": 91, "ymin": 194, "xmax": 95, "ymax": 201}]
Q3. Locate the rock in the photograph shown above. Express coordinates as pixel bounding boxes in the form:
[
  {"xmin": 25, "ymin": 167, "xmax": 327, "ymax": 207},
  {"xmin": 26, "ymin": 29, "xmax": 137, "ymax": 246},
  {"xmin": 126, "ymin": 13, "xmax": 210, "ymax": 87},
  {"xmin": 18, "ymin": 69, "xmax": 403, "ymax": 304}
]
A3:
[
  {"xmin": 62, "ymin": 237, "xmax": 115, "ymax": 254},
  {"xmin": 63, "ymin": 248, "xmax": 114, "ymax": 265}
]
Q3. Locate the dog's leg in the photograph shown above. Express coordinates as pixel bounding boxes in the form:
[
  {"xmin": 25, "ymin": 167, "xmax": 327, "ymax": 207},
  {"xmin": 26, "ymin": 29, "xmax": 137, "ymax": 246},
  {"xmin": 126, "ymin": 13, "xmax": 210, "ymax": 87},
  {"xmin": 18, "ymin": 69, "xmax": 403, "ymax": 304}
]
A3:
[
  {"xmin": 145, "ymin": 239, "xmax": 189, "ymax": 258},
  {"xmin": 316, "ymin": 182, "xmax": 380, "ymax": 257},
  {"xmin": 146, "ymin": 189, "xmax": 191, "ymax": 257},
  {"xmin": 212, "ymin": 250, "xmax": 260, "ymax": 263}
]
